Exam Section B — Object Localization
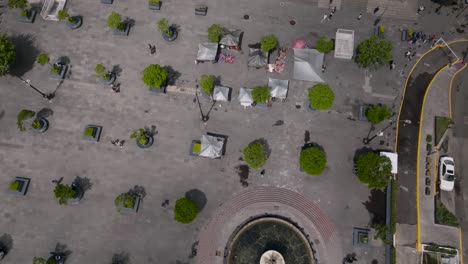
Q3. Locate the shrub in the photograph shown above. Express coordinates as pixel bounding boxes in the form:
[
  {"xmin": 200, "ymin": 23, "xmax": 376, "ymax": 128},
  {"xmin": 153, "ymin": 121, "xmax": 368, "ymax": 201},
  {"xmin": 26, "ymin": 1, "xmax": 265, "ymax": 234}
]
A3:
[
  {"xmin": 50, "ymin": 64, "xmax": 60, "ymax": 74},
  {"xmin": 95, "ymin": 63, "xmax": 107, "ymax": 79},
  {"xmin": 53, "ymin": 183, "xmax": 76, "ymax": 205},
  {"xmin": 17, "ymin": 109, "xmax": 35, "ymax": 131},
  {"xmin": 355, "ymin": 152, "xmax": 392, "ymax": 189},
  {"xmin": 174, "ymin": 197, "xmax": 198, "ymax": 224},
  {"xmin": 373, "ymin": 223, "xmax": 389, "ymax": 244},
  {"xmin": 114, "ymin": 192, "xmax": 136, "ymax": 210},
  {"xmin": 107, "ymin": 11, "xmax": 122, "ymax": 29},
  {"xmin": 315, "ymin": 36, "xmax": 334, "ymax": 53},
  {"xmin": 157, "ymin": 18, "xmax": 171, "ymax": 35},
  {"xmin": 435, "ymin": 197, "xmax": 459, "ymax": 227},
  {"xmin": 46, "ymin": 259, "xmax": 57, "ymax": 264},
  {"xmin": 68, "ymin": 16, "xmax": 76, "ymax": 23},
  {"xmin": 192, "ymin": 143, "xmax": 201, "ymax": 153},
  {"xmin": 251, "ymin": 85, "xmax": 271, "ymax": 103},
  {"xmin": 207, "ymin": 24, "xmax": 225, "ymax": 42},
  {"xmin": 57, "ymin": 9, "xmax": 68, "ymax": 20},
  {"xmin": 356, "ymin": 36, "xmax": 393, "ymax": 69},
  {"xmin": 260, "ymin": 34, "xmax": 277, "ymax": 52},
  {"xmin": 426, "ymin": 134, "xmax": 432, "ymax": 143},
  {"xmin": 366, "ymin": 104, "xmax": 392, "ymax": 125},
  {"xmin": 9, "ymin": 181, "xmax": 20, "ymax": 191},
  {"xmin": 130, "ymin": 128, "xmax": 149, "ymax": 145},
  {"xmin": 142, "ymin": 64, "xmax": 168, "ymax": 87},
  {"xmin": 199, "ymin": 74, "xmax": 214, "ymax": 94},
  {"xmin": 243, "ymin": 142, "xmax": 268, "ymax": 169},
  {"xmin": 20, "ymin": 9, "xmax": 28, "ymax": 16},
  {"xmin": 148, "ymin": 0, "xmax": 160, "ymax": 4},
  {"xmin": 299, "ymin": 147, "xmax": 327, "ymax": 175},
  {"xmin": 0, "ymin": 34, "xmax": 16, "ymax": 76},
  {"xmin": 84, "ymin": 127, "xmax": 95, "ymax": 137},
  {"xmin": 308, "ymin": 83, "xmax": 334, "ymax": 110},
  {"xmin": 36, "ymin": 53, "xmax": 50, "ymax": 65},
  {"xmin": 31, "ymin": 119, "xmax": 41, "ymax": 129},
  {"xmin": 33, "ymin": 257, "xmax": 46, "ymax": 264},
  {"xmin": 7, "ymin": 0, "xmax": 27, "ymax": 9}
]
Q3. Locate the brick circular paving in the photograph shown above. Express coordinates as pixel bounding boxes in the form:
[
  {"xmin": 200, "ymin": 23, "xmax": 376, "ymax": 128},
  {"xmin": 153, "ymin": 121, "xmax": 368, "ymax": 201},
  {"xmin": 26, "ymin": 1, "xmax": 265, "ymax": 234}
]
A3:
[{"xmin": 196, "ymin": 186, "xmax": 343, "ymax": 264}]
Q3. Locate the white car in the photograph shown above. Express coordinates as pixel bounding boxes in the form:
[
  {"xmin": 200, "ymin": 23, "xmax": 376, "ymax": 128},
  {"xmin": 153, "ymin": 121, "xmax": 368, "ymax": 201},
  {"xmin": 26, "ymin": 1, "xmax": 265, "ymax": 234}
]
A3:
[{"xmin": 439, "ymin": 157, "xmax": 455, "ymax": 191}]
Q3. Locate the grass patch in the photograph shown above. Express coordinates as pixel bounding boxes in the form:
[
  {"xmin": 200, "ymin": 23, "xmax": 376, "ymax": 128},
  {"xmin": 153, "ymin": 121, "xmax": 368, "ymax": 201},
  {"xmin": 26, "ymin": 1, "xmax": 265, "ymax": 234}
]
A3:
[
  {"xmin": 84, "ymin": 127, "xmax": 95, "ymax": 137},
  {"xmin": 435, "ymin": 196, "xmax": 459, "ymax": 227},
  {"xmin": 192, "ymin": 142, "xmax": 201, "ymax": 153},
  {"xmin": 435, "ymin": 116, "xmax": 452, "ymax": 145}
]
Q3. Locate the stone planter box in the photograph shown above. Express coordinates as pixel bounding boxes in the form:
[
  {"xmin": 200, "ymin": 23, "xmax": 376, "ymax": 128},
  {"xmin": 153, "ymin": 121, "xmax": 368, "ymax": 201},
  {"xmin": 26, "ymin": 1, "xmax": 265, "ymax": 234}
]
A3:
[
  {"xmin": 119, "ymin": 195, "xmax": 140, "ymax": 214},
  {"xmin": 353, "ymin": 228, "xmax": 370, "ymax": 247},
  {"xmin": 16, "ymin": 10, "xmax": 36, "ymax": 23},
  {"xmin": 66, "ymin": 16, "xmax": 82, "ymax": 29},
  {"xmin": 82, "ymin": 125, "xmax": 102, "ymax": 142},
  {"xmin": 9, "ymin": 177, "xmax": 30, "ymax": 196},
  {"xmin": 162, "ymin": 28, "xmax": 178, "ymax": 42},
  {"xmin": 194, "ymin": 5, "xmax": 207, "ymax": 16},
  {"xmin": 49, "ymin": 65, "xmax": 68, "ymax": 79},
  {"xmin": 67, "ymin": 185, "xmax": 84, "ymax": 205},
  {"xmin": 98, "ymin": 72, "xmax": 116, "ymax": 85},
  {"xmin": 136, "ymin": 134, "xmax": 154, "ymax": 149},
  {"xmin": 358, "ymin": 104, "xmax": 371, "ymax": 121},
  {"xmin": 148, "ymin": 1, "xmax": 161, "ymax": 10},
  {"xmin": 113, "ymin": 23, "xmax": 130, "ymax": 36},
  {"xmin": 32, "ymin": 118, "xmax": 49, "ymax": 134},
  {"xmin": 149, "ymin": 86, "xmax": 166, "ymax": 94},
  {"xmin": 101, "ymin": 0, "xmax": 113, "ymax": 4}
]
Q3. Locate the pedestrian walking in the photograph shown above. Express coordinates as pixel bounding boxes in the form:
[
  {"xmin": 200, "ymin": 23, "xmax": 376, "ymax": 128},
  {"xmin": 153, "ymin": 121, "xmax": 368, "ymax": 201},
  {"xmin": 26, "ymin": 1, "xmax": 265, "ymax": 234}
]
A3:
[
  {"xmin": 320, "ymin": 14, "xmax": 327, "ymax": 22},
  {"xmin": 405, "ymin": 51, "xmax": 411, "ymax": 57},
  {"xmin": 148, "ymin": 44, "xmax": 156, "ymax": 55},
  {"xmin": 111, "ymin": 139, "xmax": 120, "ymax": 146},
  {"xmin": 328, "ymin": 13, "xmax": 333, "ymax": 20},
  {"xmin": 417, "ymin": 5, "xmax": 425, "ymax": 14},
  {"xmin": 389, "ymin": 60, "xmax": 396, "ymax": 70},
  {"xmin": 331, "ymin": 6, "xmax": 336, "ymax": 13},
  {"xmin": 321, "ymin": 64, "xmax": 326, "ymax": 73},
  {"xmin": 357, "ymin": 13, "xmax": 362, "ymax": 20},
  {"xmin": 119, "ymin": 140, "xmax": 125, "ymax": 147},
  {"xmin": 373, "ymin": 6, "xmax": 379, "ymax": 14}
]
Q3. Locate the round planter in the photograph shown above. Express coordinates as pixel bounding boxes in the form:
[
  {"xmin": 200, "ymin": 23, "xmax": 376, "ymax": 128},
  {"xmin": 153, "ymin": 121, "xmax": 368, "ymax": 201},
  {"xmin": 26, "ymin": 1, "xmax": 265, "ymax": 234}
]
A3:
[
  {"xmin": 136, "ymin": 134, "xmax": 154, "ymax": 149},
  {"xmin": 66, "ymin": 16, "xmax": 82, "ymax": 29},
  {"xmin": 162, "ymin": 28, "xmax": 178, "ymax": 42},
  {"xmin": 99, "ymin": 72, "xmax": 116, "ymax": 85},
  {"xmin": 32, "ymin": 118, "xmax": 49, "ymax": 133}
]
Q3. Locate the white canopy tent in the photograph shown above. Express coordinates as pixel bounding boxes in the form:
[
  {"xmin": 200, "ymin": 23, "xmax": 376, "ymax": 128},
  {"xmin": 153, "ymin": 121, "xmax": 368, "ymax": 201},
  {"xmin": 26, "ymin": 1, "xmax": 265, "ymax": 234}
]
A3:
[
  {"xmin": 40, "ymin": 0, "xmax": 67, "ymax": 21},
  {"xmin": 199, "ymin": 135, "xmax": 224, "ymax": 158},
  {"xmin": 220, "ymin": 30, "xmax": 242, "ymax": 47},
  {"xmin": 248, "ymin": 47, "xmax": 268, "ymax": 68},
  {"xmin": 380, "ymin": 151, "xmax": 398, "ymax": 174},
  {"xmin": 238, "ymin": 88, "xmax": 253, "ymax": 107},
  {"xmin": 196, "ymin": 43, "xmax": 218, "ymax": 61},
  {"xmin": 293, "ymin": 48, "xmax": 324, "ymax": 82},
  {"xmin": 268, "ymin": 78, "xmax": 289, "ymax": 99},
  {"xmin": 334, "ymin": 29, "xmax": 355, "ymax": 60},
  {"xmin": 213, "ymin": 86, "xmax": 230, "ymax": 102}
]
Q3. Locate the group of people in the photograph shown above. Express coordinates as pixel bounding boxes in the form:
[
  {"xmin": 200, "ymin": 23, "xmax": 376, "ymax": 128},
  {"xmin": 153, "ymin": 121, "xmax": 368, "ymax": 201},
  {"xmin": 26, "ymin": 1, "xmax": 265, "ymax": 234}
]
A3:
[
  {"xmin": 320, "ymin": 6, "xmax": 337, "ymax": 22},
  {"xmin": 110, "ymin": 139, "xmax": 125, "ymax": 147}
]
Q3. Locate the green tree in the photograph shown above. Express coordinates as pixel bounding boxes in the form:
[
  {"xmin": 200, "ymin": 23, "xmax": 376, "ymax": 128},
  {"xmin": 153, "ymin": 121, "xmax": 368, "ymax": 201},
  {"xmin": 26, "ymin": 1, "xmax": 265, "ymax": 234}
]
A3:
[
  {"xmin": 107, "ymin": 11, "xmax": 122, "ymax": 29},
  {"xmin": 33, "ymin": 257, "xmax": 46, "ymax": 264},
  {"xmin": 16, "ymin": 109, "xmax": 35, "ymax": 131},
  {"xmin": 157, "ymin": 18, "xmax": 171, "ymax": 35},
  {"xmin": 299, "ymin": 147, "xmax": 327, "ymax": 175},
  {"xmin": 0, "ymin": 34, "xmax": 16, "ymax": 76},
  {"xmin": 260, "ymin": 34, "xmax": 277, "ymax": 52},
  {"xmin": 308, "ymin": 83, "xmax": 334, "ymax": 110},
  {"xmin": 57, "ymin": 9, "xmax": 68, "ymax": 20},
  {"xmin": 142, "ymin": 64, "xmax": 168, "ymax": 87},
  {"xmin": 315, "ymin": 36, "xmax": 334, "ymax": 53},
  {"xmin": 95, "ymin": 63, "xmax": 109, "ymax": 79},
  {"xmin": 373, "ymin": 223, "xmax": 389, "ymax": 244},
  {"xmin": 7, "ymin": 0, "xmax": 27, "ymax": 9},
  {"xmin": 356, "ymin": 36, "xmax": 393, "ymax": 69},
  {"xmin": 251, "ymin": 85, "xmax": 271, "ymax": 103},
  {"xmin": 207, "ymin": 24, "xmax": 225, "ymax": 42},
  {"xmin": 36, "ymin": 53, "xmax": 50, "ymax": 66},
  {"xmin": 174, "ymin": 197, "xmax": 198, "ymax": 224},
  {"xmin": 243, "ymin": 142, "xmax": 268, "ymax": 169},
  {"xmin": 199, "ymin": 74, "xmax": 214, "ymax": 94},
  {"xmin": 355, "ymin": 152, "xmax": 392, "ymax": 188},
  {"xmin": 130, "ymin": 128, "xmax": 149, "ymax": 145},
  {"xmin": 114, "ymin": 192, "xmax": 136, "ymax": 210},
  {"xmin": 366, "ymin": 104, "xmax": 392, "ymax": 125},
  {"xmin": 53, "ymin": 183, "xmax": 76, "ymax": 205}
]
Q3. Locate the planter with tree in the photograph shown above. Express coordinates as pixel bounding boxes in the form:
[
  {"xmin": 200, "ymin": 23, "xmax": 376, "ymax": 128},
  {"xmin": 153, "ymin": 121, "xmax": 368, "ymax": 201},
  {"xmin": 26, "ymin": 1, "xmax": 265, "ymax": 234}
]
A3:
[
  {"xmin": 260, "ymin": 34, "xmax": 277, "ymax": 53},
  {"xmin": 53, "ymin": 183, "xmax": 82, "ymax": 205},
  {"xmin": 9, "ymin": 0, "xmax": 36, "ymax": 23},
  {"xmin": 148, "ymin": 0, "xmax": 161, "ymax": 10},
  {"xmin": 142, "ymin": 64, "xmax": 168, "ymax": 93},
  {"xmin": 307, "ymin": 83, "xmax": 334, "ymax": 111},
  {"xmin": 242, "ymin": 141, "xmax": 268, "ymax": 169},
  {"xmin": 194, "ymin": 5, "xmax": 207, "ymax": 16},
  {"xmin": 299, "ymin": 146, "xmax": 327, "ymax": 176},
  {"xmin": 17, "ymin": 109, "xmax": 49, "ymax": 134},
  {"xmin": 355, "ymin": 152, "xmax": 392, "ymax": 188},
  {"xmin": 57, "ymin": 9, "xmax": 82, "ymax": 29},
  {"xmin": 82, "ymin": 125, "xmax": 102, "ymax": 142},
  {"xmin": 130, "ymin": 128, "xmax": 154, "ymax": 149},
  {"xmin": 207, "ymin": 24, "xmax": 224, "ymax": 42},
  {"xmin": 157, "ymin": 18, "xmax": 177, "ymax": 42},
  {"xmin": 251, "ymin": 85, "xmax": 271, "ymax": 107},
  {"xmin": 115, "ymin": 192, "xmax": 140, "ymax": 214},
  {"xmin": 366, "ymin": 104, "xmax": 392, "ymax": 125},
  {"xmin": 37, "ymin": 53, "xmax": 67, "ymax": 79},
  {"xmin": 0, "ymin": 34, "xmax": 16, "ymax": 76},
  {"xmin": 315, "ymin": 36, "xmax": 334, "ymax": 53},
  {"xmin": 356, "ymin": 36, "xmax": 393, "ymax": 69},
  {"xmin": 95, "ymin": 63, "xmax": 116, "ymax": 85},
  {"xmin": 174, "ymin": 197, "xmax": 198, "ymax": 223},
  {"xmin": 108, "ymin": 12, "xmax": 130, "ymax": 36},
  {"xmin": 33, "ymin": 253, "xmax": 65, "ymax": 264},
  {"xmin": 8, "ymin": 176, "xmax": 30, "ymax": 196},
  {"xmin": 199, "ymin": 74, "xmax": 214, "ymax": 98}
]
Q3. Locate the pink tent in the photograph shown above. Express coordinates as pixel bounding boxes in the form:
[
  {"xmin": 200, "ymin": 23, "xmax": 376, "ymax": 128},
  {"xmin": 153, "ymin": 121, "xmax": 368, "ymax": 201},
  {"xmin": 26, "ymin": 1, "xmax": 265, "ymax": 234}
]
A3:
[{"xmin": 292, "ymin": 39, "xmax": 307, "ymax": 49}]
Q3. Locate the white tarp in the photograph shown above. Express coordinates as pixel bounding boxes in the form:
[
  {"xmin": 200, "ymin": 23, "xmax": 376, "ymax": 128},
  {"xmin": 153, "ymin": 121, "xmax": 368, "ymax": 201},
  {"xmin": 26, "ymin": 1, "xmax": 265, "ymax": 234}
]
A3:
[
  {"xmin": 197, "ymin": 43, "xmax": 218, "ymax": 61},
  {"xmin": 248, "ymin": 47, "xmax": 268, "ymax": 68},
  {"xmin": 238, "ymin": 87, "xmax": 253, "ymax": 106},
  {"xmin": 293, "ymin": 48, "xmax": 324, "ymax": 82},
  {"xmin": 213, "ymin": 86, "xmax": 230, "ymax": 102},
  {"xmin": 380, "ymin": 151, "xmax": 398, "ymax": 174},
  {"xmin": 334, "ymin": 29, "xmax": 355, "ymax": 59},
  {"xmin": 220, "ymin": 30, "xmax": 242, "ymax": 47},
  {"xmin": 200, "ymin": 135, "xmax": 224, "ymax": 158},
  {"xmin": 268, "ymin": 78, "xmax": 289, "ymax": 99}
]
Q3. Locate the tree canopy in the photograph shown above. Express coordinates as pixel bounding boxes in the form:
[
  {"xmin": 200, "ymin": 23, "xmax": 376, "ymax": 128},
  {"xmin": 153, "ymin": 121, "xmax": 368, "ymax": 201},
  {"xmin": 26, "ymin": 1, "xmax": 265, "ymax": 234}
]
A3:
[
  {"xmin": 366, "ymin": 104, "xmax": 392, "ymax": 125},
  {"xmin": 7, "ymin": 0, "xmax": 27, "ymax": 9},
  {"xmin": 199, "ymin": 74, "xmax": 214, "ymax": 94},
  {"xmin": 356, "ymin": 36, "xmax": 393, "ymax": 69},
  {"xmin": 243, "ymin": 142, "xmax": 268, "ymax": 169},
  {"xmin": 0, "ymin": 34, "xmax": 16, "ymax": 76},
  {"xmin": 355, "ymin": 152, "xmax": 392, "ymax": 188},
  {"xmin": 207, "ymin": 24, "xmax": 225, "ymax": 42},
  {"xmin": 142, "ymin": 64, "xmax": 168, "ymax": 87},
  {"xmin": 53, "ymin": 183, "xmax": 76, "ymax": 205},
  {"xmin": 299, "ymin": 147, "xmax": 327, "ymax": 175},
  {"xmin": 260, "ymin": 34, "xmax": 277, "ymax": 52},
  {"xmin": 315, "ymin": 36, "xmax": 334, "ymax": 53},
  {"xmin": 36, "ymin": 53, "xmax": 50, "ymax": 65},
  {"xmin": 308, "ymin": 83, "xmax": 334, "ymax": 110},
  {"xmin": 107, "ymin": 11, "xmax": 122, "ymax": 29},
  {"xmin": 16, "ymin": 109, "xmax": 35, "ymax": 131},
  {"xmin": 174, "ymin": 197, "xmax": 198, "ymax": 224},
  {"xmin": 251, "ymin": 85, "xmax": 271, "ymax": 103}
]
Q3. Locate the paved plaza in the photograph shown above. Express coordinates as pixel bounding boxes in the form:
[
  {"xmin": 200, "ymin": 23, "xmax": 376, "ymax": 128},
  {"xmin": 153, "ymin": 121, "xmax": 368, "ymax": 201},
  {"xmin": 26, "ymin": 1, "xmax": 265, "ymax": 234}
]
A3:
[{"xmin": 0, "ymin": 0, "xmax": 466, "ymax": 262}]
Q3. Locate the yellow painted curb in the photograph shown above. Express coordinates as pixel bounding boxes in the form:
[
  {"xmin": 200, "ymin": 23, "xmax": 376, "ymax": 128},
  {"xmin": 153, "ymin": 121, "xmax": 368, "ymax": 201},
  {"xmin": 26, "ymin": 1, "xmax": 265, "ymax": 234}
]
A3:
[{"xmin": 449, "ymin": 63, "xmax": 468, "ymax": 119}]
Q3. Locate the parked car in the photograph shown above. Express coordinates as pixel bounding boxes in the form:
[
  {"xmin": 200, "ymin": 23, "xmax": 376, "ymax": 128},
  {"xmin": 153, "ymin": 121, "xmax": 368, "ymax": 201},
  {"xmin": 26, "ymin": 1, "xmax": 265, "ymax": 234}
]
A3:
[{"xmin": 439, "ymin": 157, "xmax": 455, "ymax": 191}]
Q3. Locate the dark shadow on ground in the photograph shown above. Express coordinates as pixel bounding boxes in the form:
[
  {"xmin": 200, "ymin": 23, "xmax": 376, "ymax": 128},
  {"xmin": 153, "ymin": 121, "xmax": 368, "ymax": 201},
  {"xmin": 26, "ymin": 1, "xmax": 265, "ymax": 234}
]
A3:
[
  {"xmin": 130, "ymin": 185, "xmax": 146, "ymax": 199},
  {"xmin": 363, "ymin": 189, "xmax": 387, "ymax": 226},
  {"xmin": 185, "ymin": 189, "xmax": 207, "ymax": 212},
  {"xmin": 112, "ymin": 252, "xmax": 130, "ymax": 264},
  {"xmin": 73, "ymin": 176, "xmax": 92, "ymax": 192},
  {"xmin": 0, "ymin": 234, "xmax": 13, "ymax": 254},
  {"xmin": 36, "ymin": 108, "xmax": 54, "ymax": 119},
  {"xmin": 53, "ymin": 242, "xmax": 72, "ymax": 259},
  {"xmin": 111, "ymin": 65, "xmax": 122, "ymax": 77},
  {"xmin": 163, "ymin": 66, "xmax": 181, "ymax": 85},
  {"xmin": 235, "ymin": 165, "xmax": 249, "ymax": 187},
  {"xmin": 9, "ymin": 34, "xmax": 40, "ymax": 77}
]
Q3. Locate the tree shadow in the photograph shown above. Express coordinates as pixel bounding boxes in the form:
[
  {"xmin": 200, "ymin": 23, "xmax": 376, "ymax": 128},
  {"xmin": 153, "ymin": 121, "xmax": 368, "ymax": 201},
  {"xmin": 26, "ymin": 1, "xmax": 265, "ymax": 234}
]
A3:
[
  {"xmin": 362, "ymin": 189, "xmax": 386, "ymax": 226},
  {"xmin": 353, "ymin": 147, "xmax": 374, "ymax": 164},
  {"xmin": 235, "ymin": 164, "xmax": 249, "ymax": 187},
  {"xmin": 36, "ymin": 108, "xmax": 54, "ymax": 119},
  {"xmin": 8, "ymin": 34, "xmax": 40, "ymax": 78},
  {"xmin": 302, "ymin": 142, "xmax": 324, "ymax": 152},
  {"xmin": 130, "ymin": 185, "xmax": 146, "ymax": 199},
  {"xmin": 111, "ymin": 65, "xmax": 122, "ymax": 77},
  {"xmin": 73, "ymin": 176, "xmax": 92, "ymax": 192},
  {"xmin": 251, "ymin": 138, "xmax": 271, "ymax": 158},
  {"xmin": 163, "ymin": 65, "xmax": 181, "ymax": 86},
  {"xmin": 57, "ymin": 56, "xmax": 71, "ymax": 66},
  {"xmin": 53, "ymin": 242, "xmax": 72, "ymax": 259},
  {"xmin": 112, "ymin": 252, "xmax": 130, "ymax": 264},
  {"xmin": 213, "ymin": 75, "xmax": 222, "ymax": 86},
  {"xmin": 0, "ymin": 233, "xmax": 13, "ymax": 254},
  {"xmin": 185, "ymin": 189, "xmax": 207, "ymax": 212}
]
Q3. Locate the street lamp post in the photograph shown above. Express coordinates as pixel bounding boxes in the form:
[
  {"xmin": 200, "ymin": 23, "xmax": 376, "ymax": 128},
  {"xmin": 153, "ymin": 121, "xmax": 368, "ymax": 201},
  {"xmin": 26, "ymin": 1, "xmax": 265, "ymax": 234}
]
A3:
[{"xmin": 363, "ymin": 120, "xmax": 395, "ymax": 145}]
